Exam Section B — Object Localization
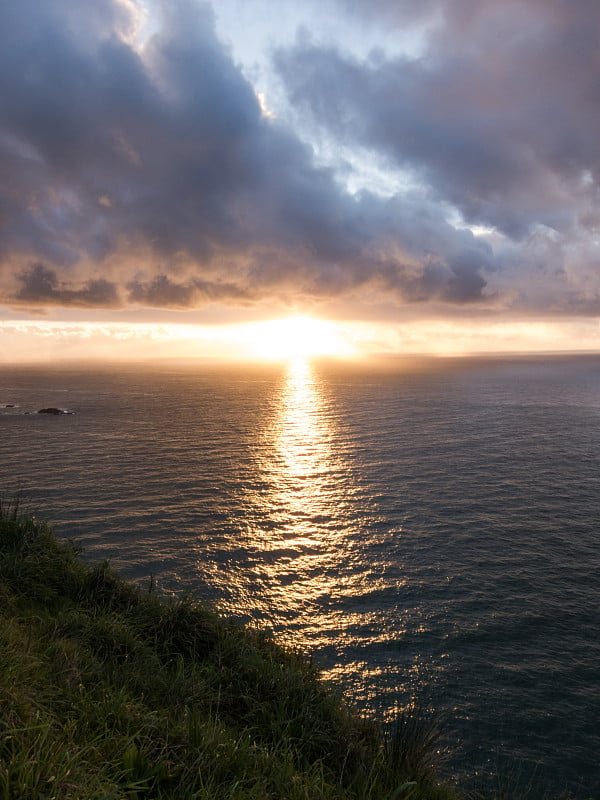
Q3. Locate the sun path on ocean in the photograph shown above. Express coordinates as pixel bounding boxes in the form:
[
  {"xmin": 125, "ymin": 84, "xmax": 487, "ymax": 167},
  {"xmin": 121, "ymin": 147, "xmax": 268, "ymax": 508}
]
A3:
[{"xmin": 243, "ymin": 315, "xmax": 355, "ymax": 361}]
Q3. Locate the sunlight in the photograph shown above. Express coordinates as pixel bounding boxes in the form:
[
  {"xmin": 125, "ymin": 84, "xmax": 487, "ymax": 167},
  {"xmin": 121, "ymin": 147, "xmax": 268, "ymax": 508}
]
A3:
[
  {"xmin": 243, "ymin": 315, "xmax": 355, "ymax": 361},
  {"xmin": 277, "ymin": 357, "xmax": 325, "ymax": 480},
  {"xmin": 6, "ymin": 316, "xmax": 600, "ymax": 364}
]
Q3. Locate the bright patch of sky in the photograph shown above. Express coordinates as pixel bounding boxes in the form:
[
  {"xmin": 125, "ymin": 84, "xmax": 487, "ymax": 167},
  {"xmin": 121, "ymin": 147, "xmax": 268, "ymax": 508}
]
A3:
[{"xmin": 212, "ymin": 0, "xmax": 426, "ymax": 198}]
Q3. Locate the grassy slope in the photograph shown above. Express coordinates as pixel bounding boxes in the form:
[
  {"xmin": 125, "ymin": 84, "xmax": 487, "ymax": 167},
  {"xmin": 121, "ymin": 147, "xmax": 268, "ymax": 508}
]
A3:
[{"xmin": 0, "ymin": 501, "xmax": 456, "ymax": 800}]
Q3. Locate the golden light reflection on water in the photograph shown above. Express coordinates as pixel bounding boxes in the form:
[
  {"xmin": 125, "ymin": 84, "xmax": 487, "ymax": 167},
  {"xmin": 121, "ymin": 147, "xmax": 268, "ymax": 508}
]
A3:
[
  {"xmin": 226, "ymin": 359, "xmax": 402, "ymax": 644},
  {"xmin": 232, "ymin": 355, "xmax": 364, "ymax": 631},
  {"xmin": 182, "ymin": 357, "xmax": 426, "ymax": 714},
  {"xmin": 272, "ymin": 357, "xmax": 335, "ymax": 542},
  {"xmin": 278, "ymin": 357, "xmax": 324, "ymax": 477}
]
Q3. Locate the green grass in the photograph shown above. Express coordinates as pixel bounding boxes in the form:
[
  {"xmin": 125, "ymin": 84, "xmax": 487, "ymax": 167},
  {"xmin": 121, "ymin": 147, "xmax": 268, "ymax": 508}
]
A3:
[{"xmin": 0, "ymin": 498, "xmax": 457, "ymax": 800}]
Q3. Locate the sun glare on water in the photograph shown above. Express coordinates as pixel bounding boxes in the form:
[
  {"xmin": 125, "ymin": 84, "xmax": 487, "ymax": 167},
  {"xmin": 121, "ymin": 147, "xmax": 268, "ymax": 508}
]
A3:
[{"xmin": 244, "ymin": 315, "xmax": 355, "ymax": 361}]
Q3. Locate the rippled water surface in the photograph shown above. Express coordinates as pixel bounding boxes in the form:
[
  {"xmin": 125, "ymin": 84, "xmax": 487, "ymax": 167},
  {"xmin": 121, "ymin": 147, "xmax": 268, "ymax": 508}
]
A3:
[{"xmin": 2, "ymin": 354, "xmax": 600, "ymax": 795}]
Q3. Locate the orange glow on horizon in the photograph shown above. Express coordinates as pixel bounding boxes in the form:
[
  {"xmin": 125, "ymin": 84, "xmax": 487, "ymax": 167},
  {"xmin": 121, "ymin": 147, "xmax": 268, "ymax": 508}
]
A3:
[
  {"xmin": 2, "ymin": 315, "xmax": 600, "ymax": 363},
  {"xmin": 239, "ymin": 315, "xmax": 357, "ymax": 361}
]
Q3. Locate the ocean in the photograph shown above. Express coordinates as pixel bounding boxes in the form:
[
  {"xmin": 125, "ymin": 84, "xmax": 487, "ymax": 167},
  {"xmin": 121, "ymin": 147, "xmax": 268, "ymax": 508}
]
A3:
[{"xmin": 2, "ymin": 354, "xmax": 599, "ymax": 796}]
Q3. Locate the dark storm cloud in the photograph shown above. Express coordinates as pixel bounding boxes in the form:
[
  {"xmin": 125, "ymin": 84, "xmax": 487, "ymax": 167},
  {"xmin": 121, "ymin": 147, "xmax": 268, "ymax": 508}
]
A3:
[
  {"xmin": 126, "ymin": 273, "xmax": 251, "ymax": 307},
  {"xmin": 0, "ymin": 0, "xmax": 496, "ymax": 312},
  {"xmin": 276, "ymin": 0, "xmax": 600, "ymax": 311},
  {"xmin": 16, "ymin": 264, "xmax": 119, "ymax": 307},
  {"xmin": 276, "ymin": 2, "xmax": 599, "ymax": 238},
  {"xmin": 3, "ymin": 0, "xmax": 598, "ymax": 316}
]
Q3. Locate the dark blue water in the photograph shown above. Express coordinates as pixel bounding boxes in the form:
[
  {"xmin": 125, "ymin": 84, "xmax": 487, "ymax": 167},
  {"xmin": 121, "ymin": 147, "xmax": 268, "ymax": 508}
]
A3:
[{"xmin": 2, "ymin": 354, "xmax": 599, "ymax": 796}]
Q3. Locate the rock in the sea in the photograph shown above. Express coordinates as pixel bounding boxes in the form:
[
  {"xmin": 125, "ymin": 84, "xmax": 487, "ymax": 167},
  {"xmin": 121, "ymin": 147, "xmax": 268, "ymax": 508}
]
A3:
[{"xmin": 37, "ymin": 407, "xmax": 72, "ymax": 415}]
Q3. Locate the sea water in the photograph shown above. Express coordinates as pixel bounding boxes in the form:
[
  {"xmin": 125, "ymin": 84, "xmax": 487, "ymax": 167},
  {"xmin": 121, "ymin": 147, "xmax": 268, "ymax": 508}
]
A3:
[{"xmin": 2, "ymin": 354, "xmax": 599, "ymax": 796}]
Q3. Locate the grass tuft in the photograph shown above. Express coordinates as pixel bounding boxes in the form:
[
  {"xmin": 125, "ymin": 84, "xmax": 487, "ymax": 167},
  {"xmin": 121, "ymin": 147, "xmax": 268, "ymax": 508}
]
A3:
[{"xmin": 385, "ymin": 702, "xmax": 446, "ymax": 784}]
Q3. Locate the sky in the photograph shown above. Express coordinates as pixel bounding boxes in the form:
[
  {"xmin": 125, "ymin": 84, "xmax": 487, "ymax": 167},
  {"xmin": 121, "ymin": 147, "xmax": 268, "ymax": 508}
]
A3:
[{"xmin": 2, "ymin": 0, "xmax": 600, "ymax": 361}]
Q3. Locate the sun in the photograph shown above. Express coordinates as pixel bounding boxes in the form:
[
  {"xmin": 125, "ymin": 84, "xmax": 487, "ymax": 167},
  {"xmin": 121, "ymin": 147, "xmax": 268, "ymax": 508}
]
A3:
[{"xmin": 244, "ymin": 315, "xmax": 355, "ymax": 361}]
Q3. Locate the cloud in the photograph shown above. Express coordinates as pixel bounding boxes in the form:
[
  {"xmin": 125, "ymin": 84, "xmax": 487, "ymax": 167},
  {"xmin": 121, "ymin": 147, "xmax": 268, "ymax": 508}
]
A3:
[
  {"xmin": 0, "ymin": 0, "xmax": 498, "ymax": 315},
  {"xmin": 276, "ymin": 3, "xmax": 599, "ymax": 238},
  {"xmin": 1, "ymin": 0, "xmax": 598, "ymax": 319},
  {"xmin": 126, "ymin": 273, "xmax": 251, "ymax": 307},
  {"xmin": 16, "ymin": 264, "xmax": 119, "ymax": 307},
  {"xmin": 276, "ymin": 0, "xmax": 600, "ymax": 313}
]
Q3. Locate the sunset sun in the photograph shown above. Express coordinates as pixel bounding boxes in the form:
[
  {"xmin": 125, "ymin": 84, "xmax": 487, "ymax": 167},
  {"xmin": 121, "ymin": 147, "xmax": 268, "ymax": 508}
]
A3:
[{"xmin": 244, "ymin": 315, "xmax": 355, "ymax": 361}]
